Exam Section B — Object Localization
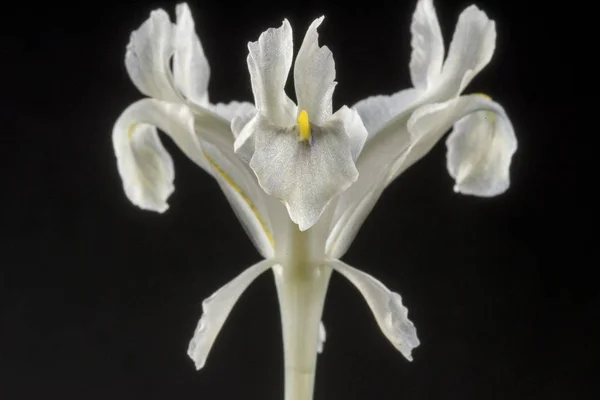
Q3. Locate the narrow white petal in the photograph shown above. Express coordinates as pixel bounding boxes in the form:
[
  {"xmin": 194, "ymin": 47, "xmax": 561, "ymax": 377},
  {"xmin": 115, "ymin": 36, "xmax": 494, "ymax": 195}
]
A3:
[
  {"xmin": 188, "ymin": 260, "xmax": 274, "ymax": 370},
  {"xmin": 293, "ymin": 16, "xmax": 336, "ymax": 125},
  {"xmin": 247, "ymin": 20, "xmax": 296, "ymax": 126},
  {"xmin": 125, "ymin": 9, "xmax": 180, "ymax": 102},
  {"xmin": 409, "ymin": 0, "xmax": 444, "ymax": 89},
  {"xmin": 112, "ymin": 99, "xmax": 206, "ymax": 212},
  {"xmin": 353, "ymin": 88, "xmax": 420, "ymax": 140},
  {"xmin": 440, "ymin": 5, "xmax": 496, "ymax": 96},
  {"xmin": 329, "ymin": 260, "xmax": 420, "ymax": 361},
  {"xmin": 446, "ymin": 97, "xmax": 517, "ymax": 196},
  {"xmin": 247, "ymin": 115, "xmax": 359, "ymax": 231},
  {"xmin": 317, "ymin": 321, "xmax": 326, "ymax": 354},
  {"xmin": 173, "ymin": 3, "xmax": 210, "ymax": 107},
  {"xmin": 201, "ymin": 140, "xmax": 275, "ymax": 258}
]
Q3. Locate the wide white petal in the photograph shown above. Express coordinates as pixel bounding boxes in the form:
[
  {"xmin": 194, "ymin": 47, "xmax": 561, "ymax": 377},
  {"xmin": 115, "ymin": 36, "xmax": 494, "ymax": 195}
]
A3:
[
  {"xmin": 446, "ymin": 97, "xmax": 517, "ymax": 196},
  {"xmin": 353, "ymin": 88, "xmax": 420, "ymax": 139},
  {"xmin": 112, "ymin": 99, "xmax": 206, "ymax": 212},
  {"xmin": 329, "ymin": 260, "xmax": 420, "ymax": 361},
  {"xmin": 125, "ymin": 9, "xmax": 180, "ymax": 102},
  {"xmin": 247, "ymin": 19, "xmax": 296, "ymax": 126},
  {"xmin": 439, "ymin": 5, "xmax": 496, "ymax": 96},
  {"xmin": 246, "ymin": 114, "xmax": 359, "ymax": 231},
  {"xmin": 188, "ymin": 259, "xmax": 274, "ymax": 370},
  {"xmin": 393, "ymin": 94, "xmax": 516, "ymax": 195},
  {"xmin": 173, "ymin": 3, "xmax": 210, "ymax": 107},
  {"xmin": 409, "ymin": 0, "xmax": 444, "ymax": 90},
  {"xmin": 293, "ymin": 16, "xmax": 336, "ymax": 125}
]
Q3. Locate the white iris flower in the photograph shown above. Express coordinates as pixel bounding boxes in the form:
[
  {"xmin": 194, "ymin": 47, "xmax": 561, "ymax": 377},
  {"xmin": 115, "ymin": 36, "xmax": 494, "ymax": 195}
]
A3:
[{"xmin": 112, "ymin": 1, "xmax": 517, "ymax": 399}]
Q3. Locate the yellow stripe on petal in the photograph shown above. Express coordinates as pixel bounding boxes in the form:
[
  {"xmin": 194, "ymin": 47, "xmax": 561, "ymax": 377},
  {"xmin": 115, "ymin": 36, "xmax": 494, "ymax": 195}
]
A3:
[
  {"xmin": 128, "ymin": 123, "xmax": 137, "ymax": 141},
  {"xmin": 297, "ymin": 109, "xmax": 311, "ymax": 141},
  {"xmin": 203, "ymin": 152, "xmax": 275, "ymax": 248}
]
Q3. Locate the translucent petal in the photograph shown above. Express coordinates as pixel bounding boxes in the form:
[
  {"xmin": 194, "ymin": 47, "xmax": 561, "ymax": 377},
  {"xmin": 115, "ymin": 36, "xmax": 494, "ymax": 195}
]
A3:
[
  {"xmin": 293, "ymin": 16, "xmax": 336, "ymax": 125},
  {"xmin": 247, "ymin": 19, "xmax": 296, "ymax": 126},
  {"xmin": 112, "ymin": 99, "xmax": 206, "ymax": 212},
  {"xmin": 125, "ymin": 9, "xmax": 180, "ymax": 102},
  {"xmin": 409, "ymin": 0, "xmax": 444, "ymax": 89},
  {"xmin": 188, "ymin": 260, "xmax": 274, "ymax": 370},
  {"xmin": 329, "ymin": 260, "xmax": 420, "ymax": 361},
  {"xmin": 446, "ymin": 97, "xmax": 517, "ymax": 196},
  {"xmin": 317, "ymin": 321, "xmax": 326, "ymax": 354},
  {"xmin": 173, "ymin": 3, "xmax": 210, "ymax": 107},
  {"xmin": 440, "ymin": 5, "xmax": 496, "ymax": 96}
]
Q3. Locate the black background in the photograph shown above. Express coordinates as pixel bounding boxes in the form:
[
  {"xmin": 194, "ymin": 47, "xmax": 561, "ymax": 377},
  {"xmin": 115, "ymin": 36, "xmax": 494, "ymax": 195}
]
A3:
[{"xmin": 2, "ymin": 0, "xmax": 595, "ymax": 399}]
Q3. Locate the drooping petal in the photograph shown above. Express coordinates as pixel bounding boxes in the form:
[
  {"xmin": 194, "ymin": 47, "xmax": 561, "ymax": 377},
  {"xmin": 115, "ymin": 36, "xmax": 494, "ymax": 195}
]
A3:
[
  {"xmin": 446, "ymin": 97, "xmax": 517, "ymax": 196},
  {"xmin": 329, "ymin": 260, "xmax": 420, "ymax": 361},
  {"xmin": 293, "ymin": 16, "xmax": 336, "ymax": 125},
  {"xmin": 112, "ymin": 99, "xmax": 207, "ymax": 212},
  {"xmin": 247, "ymin": 19, "xmax": 296, "ymax": 126},
  {"xmin": 245, "ymin": 114, "xmax": 360, "ymax": 231},
  {"xmin": 353, "ymin": 88, "xmax": 420, "ymax": 139},
  {"xmin": 125, "ymin": 9, "xmax": 180, "ymax": 102},
  {"xmin": 393, "ymin": 94, "xmax": 516, "ymax": 195},
  {"xmin": 173, "ymin": 3, "xmax": 210, "ymax": 107},
  {"xmin": 439, "ymin": 5, "xmax": 496, "ymax": 96},
  {"xmin": 188, "ymin": 260, "xmax": 274, "ymax": 370},
  {"xmin": 409, "ymin": 0, "xmax": 444, "ymax": 90}
]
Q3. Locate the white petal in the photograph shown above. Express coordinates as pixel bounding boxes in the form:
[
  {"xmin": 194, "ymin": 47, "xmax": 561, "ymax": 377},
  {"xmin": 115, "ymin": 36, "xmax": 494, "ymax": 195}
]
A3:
[
  {"xmin": 317, "ymin": 321, "xmax": 326, "ymax": 354},
  {"xmin": 446, "ymin": 97, "xmax": 517, "ymax": 196},
  {"xmin": 293, "ymin": 16, "xmax": 336, "ymax": 125},
  {"xmin": 112, "ymin": 99, "xmax": 206, "ymax": 212},
  {"xmin": 209, "ymin": 101, "xmax": 256, "ymax": 124},
  {"xmin": 409, "ymin": 0, "xmax": 444, "ymax": 90},
  {"xmin": 188, "ymin": 259, "xmax": 274, "ymax": 370},
  {"xmin": 440, "ymin": 5, "xmax": 496, "ymax": 96},
  {"xmin": 329, "ymin": 260, "xmax": 420, "ymax": 361},
  {"xmin": 397, "ymin": 94, "xmax": 516, "ymax": 195},
  {"xmin": 201, "ymin": 140, "xmax": 275, "ymax": 258},
  {"xmin": 247, "ymin": 19, "xmax": 296, "ymax": 126},
  {"xmin": 173, "ymin": 3, "xmax": 210, "ymax": 107},
  {"xmin": 125, "ymin": 9, "xmax": 180, "ymax": 102},
  {"xmin": 353, "ymin": 88, "xmax": 420, "ymax": 139},
  {"xmin": 246, "ymin": 114, "xmax": 359, "ymax": 231},
  {"xmin": 332, "ymin": 106, "xmax": 368, "ymax": 161}
]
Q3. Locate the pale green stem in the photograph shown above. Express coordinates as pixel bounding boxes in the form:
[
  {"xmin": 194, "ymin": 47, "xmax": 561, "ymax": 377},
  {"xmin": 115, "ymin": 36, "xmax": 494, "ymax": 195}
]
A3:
[{"xmin": 274, "ymin": 225, "xmax": 331, "ymax": 400}]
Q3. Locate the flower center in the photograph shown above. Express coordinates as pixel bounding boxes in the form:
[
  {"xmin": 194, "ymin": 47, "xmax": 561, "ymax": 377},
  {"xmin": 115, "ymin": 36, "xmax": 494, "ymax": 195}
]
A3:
[{"xmin": 297, "ymin": 109, "xmax": 311, "ymax": 142}]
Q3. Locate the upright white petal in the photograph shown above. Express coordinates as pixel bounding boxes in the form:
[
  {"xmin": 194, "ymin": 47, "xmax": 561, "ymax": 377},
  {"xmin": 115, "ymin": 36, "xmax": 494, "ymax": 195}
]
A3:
[
  {"xmin": 112, "ymin": 99, "xmax": 207, "ymax": 212},
  {"xmin": 125, "ymin": 9, "xmax": 180, "ymax": 102},
  {"xmin": 246, "ymin": 114, "xmax": 360, "ymax": 231},
  {"xmin": 293, "ymin": 16, "xmax": 336, "ymax": 125},
  {"xmin": 246, "ymin": 20, "xmax": 296, "ymax": 126},
  {"xmin": 440, "ymin": 5, "xmax": 496, "ymax": 96},
  {"xmin": 173, "ymin": 3, "xmax": 210, "ymax": 107},
  {"xmin": 188, "ymin": 260, "xmax": 274, "ymax": 370},
  {"xmin": 409, "ymin": 0, "xmax": 444, "ymax": 90},
  {"xmin": 329, "ymin": 260, "xmax": 420, "ymax": 361}
]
